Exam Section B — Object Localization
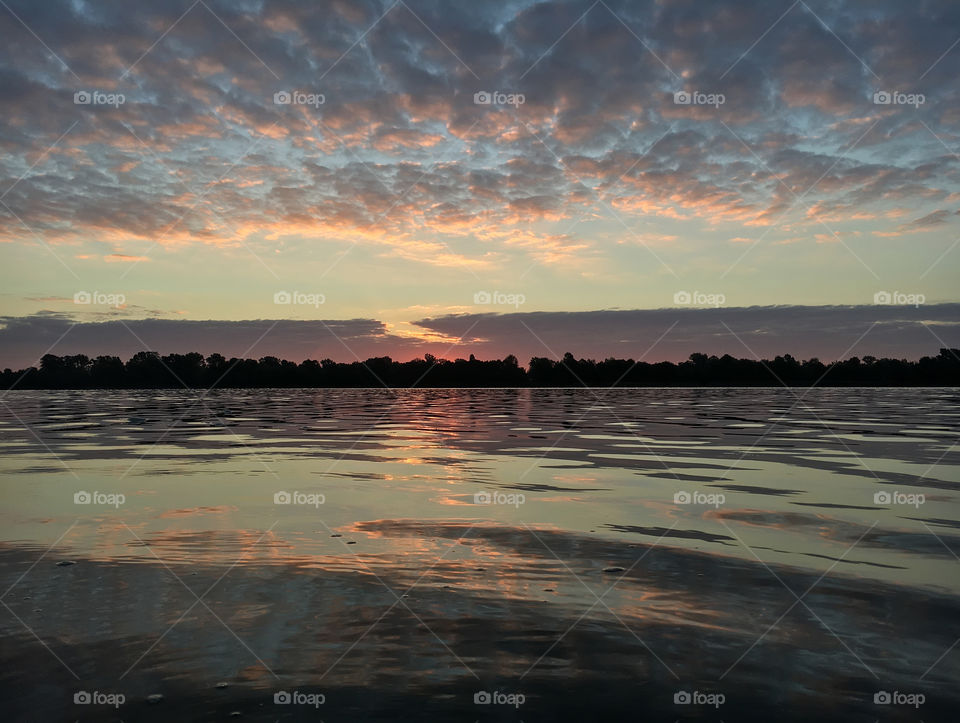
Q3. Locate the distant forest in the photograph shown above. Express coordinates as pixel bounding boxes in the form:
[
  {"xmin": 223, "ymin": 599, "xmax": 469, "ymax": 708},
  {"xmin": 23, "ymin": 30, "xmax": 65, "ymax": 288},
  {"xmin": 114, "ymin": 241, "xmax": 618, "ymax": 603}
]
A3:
[{"xmin": 1, "ymin": 349, "xmax": 958, "ymax": 388}]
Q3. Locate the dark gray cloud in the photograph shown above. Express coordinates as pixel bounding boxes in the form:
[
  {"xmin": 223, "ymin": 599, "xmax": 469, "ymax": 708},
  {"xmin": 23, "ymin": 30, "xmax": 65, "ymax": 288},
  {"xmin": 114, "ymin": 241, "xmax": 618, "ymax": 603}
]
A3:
[
  {"xmin": 412, "ymin": 305, "xmax": 960, "ymax": 363},
  {"xmin": 0, "ymin": 314, "xmax": 428, "ymax": 369},
  {"xmin": 1, "ymin": 305, "xmax": 956, "ymax": 369}
]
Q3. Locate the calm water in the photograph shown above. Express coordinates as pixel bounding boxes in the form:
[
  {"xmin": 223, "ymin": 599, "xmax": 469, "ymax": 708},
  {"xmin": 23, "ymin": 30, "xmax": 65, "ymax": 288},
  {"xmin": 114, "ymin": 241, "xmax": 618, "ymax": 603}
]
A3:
[{"xmin": 1, "ymin": 388, "xmax": 958, "ymax": 721}]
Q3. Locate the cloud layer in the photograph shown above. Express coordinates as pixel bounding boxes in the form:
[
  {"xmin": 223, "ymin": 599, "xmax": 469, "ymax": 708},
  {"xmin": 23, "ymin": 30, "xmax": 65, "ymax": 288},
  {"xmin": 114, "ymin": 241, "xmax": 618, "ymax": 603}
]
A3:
[
  {"xmin": 2, "ymin": 305, "xmax": 957, "ymax": 370},
  {"xmin": 2, "ymin": 0, "xmax": 958, "ymax": 257},
  {"xmin": 1, "ymin": 0, "xmax": 958, "ymax": 357}
]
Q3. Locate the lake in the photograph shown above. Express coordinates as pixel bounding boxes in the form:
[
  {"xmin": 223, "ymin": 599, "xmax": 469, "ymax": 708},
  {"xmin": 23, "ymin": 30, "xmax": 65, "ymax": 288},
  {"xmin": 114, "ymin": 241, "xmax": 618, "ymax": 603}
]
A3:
[{"xmin": 1, "ymin": 388, "xmax": 958, "ymax": 721}]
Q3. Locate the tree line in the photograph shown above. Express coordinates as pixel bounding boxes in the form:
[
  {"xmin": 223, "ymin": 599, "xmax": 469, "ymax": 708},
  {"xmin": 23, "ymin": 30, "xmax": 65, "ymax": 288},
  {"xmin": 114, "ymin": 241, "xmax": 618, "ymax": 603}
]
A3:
[{"xmin": 1, "ymin": 349, "xmax": 957, "ymax": 388}]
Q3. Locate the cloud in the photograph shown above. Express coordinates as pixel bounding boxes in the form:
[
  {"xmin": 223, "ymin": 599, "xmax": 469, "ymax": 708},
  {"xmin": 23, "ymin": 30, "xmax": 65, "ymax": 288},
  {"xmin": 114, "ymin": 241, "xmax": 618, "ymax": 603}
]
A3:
[
  {"xmin": 2, "ymin": 305, "xmax": 957, "ymax": 371},
  {"xmin": 903, "ymin": 210, "xmax": 954, "ymax": 231},
  {"xmin": 0, "ymin": 314, "xmax": 430, "ymax": 369},
  {"xmin": 873, "ymin": 208, "xmax": 957, "ymax": 237},
  {"xmin": 104, "ymin": 253, "xmax": 150, "ymax": 262},
  {"xmin": 411, "ymin": 305, "xmax": 960, "ymax": 363},
  {"xmin": 0, "ymin": 0, "xmax": 957, "ymax": 268}
]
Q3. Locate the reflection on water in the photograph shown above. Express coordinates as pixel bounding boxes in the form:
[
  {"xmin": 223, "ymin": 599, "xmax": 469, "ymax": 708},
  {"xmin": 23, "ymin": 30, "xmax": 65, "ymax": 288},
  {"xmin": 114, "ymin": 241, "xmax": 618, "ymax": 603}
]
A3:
[{"xmin": 0, "ymin": 388, "xmax": 958, "ymax": 721}]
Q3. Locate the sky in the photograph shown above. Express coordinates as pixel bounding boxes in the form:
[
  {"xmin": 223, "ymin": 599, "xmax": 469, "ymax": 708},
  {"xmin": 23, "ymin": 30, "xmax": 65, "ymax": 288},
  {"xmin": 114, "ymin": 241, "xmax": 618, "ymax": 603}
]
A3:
[{"xmin": 0, "ymin": 0, "xmax": 958, "ymax": 368}]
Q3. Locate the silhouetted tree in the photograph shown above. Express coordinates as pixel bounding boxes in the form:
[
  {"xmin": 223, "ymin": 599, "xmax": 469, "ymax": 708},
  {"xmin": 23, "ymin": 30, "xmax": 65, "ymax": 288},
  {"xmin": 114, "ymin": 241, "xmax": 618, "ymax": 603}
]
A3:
[{"xmin": 1, "ymin": 348, "xmax": 957, "ymax": 389}]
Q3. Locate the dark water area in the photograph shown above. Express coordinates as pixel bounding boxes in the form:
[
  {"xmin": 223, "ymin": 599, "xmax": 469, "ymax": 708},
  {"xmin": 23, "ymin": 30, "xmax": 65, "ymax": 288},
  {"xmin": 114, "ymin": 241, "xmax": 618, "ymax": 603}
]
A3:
[{"xmin": 0, "ymin": 388, "xmax": 958, "ymax": 721}]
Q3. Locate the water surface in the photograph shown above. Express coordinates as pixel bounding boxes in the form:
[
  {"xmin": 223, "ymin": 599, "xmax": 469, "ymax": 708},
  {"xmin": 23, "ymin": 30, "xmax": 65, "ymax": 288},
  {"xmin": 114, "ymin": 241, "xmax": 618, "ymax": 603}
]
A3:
[{"xmin": 1, "ymin": 388, "xmax": 958, "ymax": 721}]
